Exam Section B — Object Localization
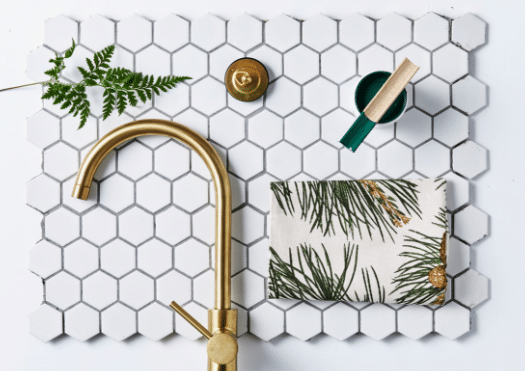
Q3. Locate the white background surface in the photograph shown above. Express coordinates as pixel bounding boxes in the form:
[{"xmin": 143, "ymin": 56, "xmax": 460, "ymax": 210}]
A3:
[{"xmin": 0, "ymin": 0, "xmax": 523, "ymax": 370}]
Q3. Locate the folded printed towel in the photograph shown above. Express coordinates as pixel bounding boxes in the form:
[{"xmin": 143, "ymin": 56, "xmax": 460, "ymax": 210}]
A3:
[{"xmin": 268, "ymin": 178, "xmax": 448, "ymax": 305}]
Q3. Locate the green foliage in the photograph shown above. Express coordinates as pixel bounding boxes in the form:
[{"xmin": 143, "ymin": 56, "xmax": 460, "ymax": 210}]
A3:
[
  {"xmin": 352, "ymin": 267, "xmax": 386, "ymax": 303},
  {"xmin": 390, "ymin": 214, "xmax": 448, "ymax": 305},
  {"xmin": 270, "ymin": 179, "xmax": 421, "ymax": 242},
  {"xmin": 41, "ymin": 39, "xmax": 191, "ymax": 129},
  {"xmin": 269, "ymin": 243, "xmax": 359, "ymax": 301}
]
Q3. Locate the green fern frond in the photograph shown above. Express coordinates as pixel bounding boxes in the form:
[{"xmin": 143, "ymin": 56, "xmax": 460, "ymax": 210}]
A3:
[{"xmin": 39, "ymin": 39, "xmax": 191, "ymax": 129}]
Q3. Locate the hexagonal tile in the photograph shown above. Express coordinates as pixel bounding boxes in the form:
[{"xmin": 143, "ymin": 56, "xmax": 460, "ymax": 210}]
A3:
[
  {"xmin": 27, "ymin": 110, "xmax": 60, "ymax": 149},
  {"xmin": 118, "ymin": 142, "xmax": 153, "ymax": 180},
  {"xmin": 340, "ymin": 143, "xmax": 376, "ymax": 179},
  {"xmin": 29, "ymin": 304, "xmax": 63, "ymax": 342},
  {"xmin": 452, "ymin": 76, "xmax": 487, "ymax": 115},
  {"xmin": 64, "ymin": 239, "xmax": 98, "ymax": 278},
  {"xmin": 265, "ymin": 14, "xmax": 300, "ymax": 52},
  {"xmin": 443, "ymin": 172, "xmax": 470, "ymax": 211},
  {"xmin": 267, "ymin": 142, "xmax": 302, "ymax": 180},
  {"xmin": 43, "ymin": 143, "xmax": 79, "ymax": 181},
  {"xmin": 193, "ymin": 270, "xmax": 215, "ymax": 308},
  {"xmin": 232, "ymin": 206, "xmax": 265, "ymax": 244},
  {"xmin": 27, "ymin": 174, "xmax": 60, "ymax": 213},
  {"xmin": 339, "ymin": 14, "xmax": 375, "ymax": 52},
  {"xmin": 175, "ymin": 238, "xmax": 210, "ymax": 277},
  {"xmin": 209, "ymin": 44, "xmax": 243, "ymax": 81},
  {"xmin": 62, "ymin": 116, "xmax": 97, "ymax": 150},
  {"xmin": 138, "ymin": 239, "xmax": 172, "ymax": 277},
  {"xmin": 397, "ymin": 305, "xmax": 433, "ymax": 340},
  {"xmin": 250, "ymin": 302, "xmax": 285, "ymax": 341},
  {"xmin": 155, "ymin": 206, "xmax": 191, "ymax": 246},
  {"xmin": 231, "ymin": 270, "xmax": 265, "ymax": 309},
  {"xmin": 228, "ymin": 94, "xmax": 264, "ymax": 117},
  {"xmin": 434, "ymin": 108, "xmax": 469, "ymax": 147},
  {"xmin": 303, "ymin": 77, "xmax": 338, "ymax": 116},
  {"xmin": 119, "ymin": 207, "xmax": 154, "ymax": 246},
  {"xmin": 229, "ymin": 241, "xmax": 247, "ymax": 275},
  {"xmin": 452, "ymin": 13, "xmax": 487, "ymax": 51},
  {"xmin": 285, "ymin": 110, "xmax": 319, "ymax": 149},
  {"xmin": 447, "ymin": 237, "xmax": 470, "ymax": 276},
  {"xmin": 455, "ymin": 269, "xmax": 488, "ymax": 308},
  {"xmin": 175, "ymin": 302, "xmax": 207, "ymax": 340},
  {"xmin": 83, "ymin": 271, "xmax": 117, "ymax": 310},
  {"xmin": 364, "ymin": 124, "xmax": 395, "ymax": 148},
  {"xmin": 248, "ymin": 238, "xmax": 269, "ymax": 276},
  {"xmin": 321, "ymin": 45, "xmax": 356, "ymax": 84},
  {"xmin": 415, "ymin": 76, "xmax": 450, "ymax": 115},
  {"xmin": 452, "ymin": 140, "xmax": 488, "ymax": 179},
  {"xmin": 377, "ymin": 14, "xmax": 412, "ymax": 51},
  {"xmin": 120, "ymin": 271, "xmax": 154, "ymax": 309},
  {"xmin": 45, "ymin": 15, "xmax": 78, "ymax": 52},
  {"xmin": 99, "ymin": 174, "xmax": 134, "ymax": 213},
  {"xmin": 415, "ymin": 141, "xmax": 450, "ymax": 177},
  {"xmin": 228, "ymin": 142, "xmax": 264, "ymax": 180},
  {"xmin": 227, "ymin": 14, "xmax": 262, "ymax": 51},
  {"xmin": 157, "ymin": 270, "xmax": 192, "ymax": 305},
  {"xmin": 377, "ymin": 141, "xmax": 413, "ymax": 178},
  {"xmin": 27, "ymin": 46, "xmax": 57, "ymax": 82},
  {"xmin": 81, "ymin": 15, "xmax": 115, "ymax": 52},
  {"xmin": 247, "ymin": 174, "xmax": 278, "ymax": 213},
  {"xmin": 46, "ymin": 271, "xmax": 80, "ymax": 309},
  {"xmin": 65, "ymin": 303, "xmax": 100, "ymax": 341},
  {"xmin": 304, "ymin": 142, "xmax": 338, "ymax": 179},
  {"xmin": 174, "ymin": 109, "xmax": 208, "ymax": 139},
  {"xmin": 433, "ymin": 44, "xmax": 469, "ymax": 83},
  {"xmin": 192, "ymin": 205, "xmax": 215, "ymax": 245},
  {"xmin": 322, "ymin": 303, "xmax": 358, "ymax": 341},
  {"xmin": 358, "ymin": 44, "xmax": 393, "ymax": 77},
  {"xmin": 136, "ymin": 44, "xmax": 171, "ymax": 77},
  {"xmin": 414, "ymin": 12, "xmax": 449, "ymax": 51},
  {"xmin": 191, "ymin": 14, "xmax": 225, "ymax": 51},
  {"xmin": 435, "ymin": 302, "xmax": 470, "ymax": 339},
  {"xmin": 101, "ymin": 239, "xmax": 136, "ymax": 278},
  {"xmin": 454, "ymin": 205, "xmax": 488, "ymax": 244},
  {"xmin": 45, "ymin": 208, "xmax": 80, "ymax": 246},
  {"xmin": 248, "ymin": 111, "xmax": 283, "ymax": 149},
  {"xmin": 154, "ymin": 141, "xmax": 190, "ymax": 181},
  {"xmin": 172, "ymin": 173, "xmax": 208, "ymax": 212},
  {"xmin": 284, "ymin": 45, "xmax": 319, "ymax": 84},
  {"xmin": 209, "ymin": 109, "xmax": 244, "ymax": 148},
  {"xmin": 172, "ymin": 45, "xmax": 208, "ymax": 84},
  {"xmin": 321, "ymin": 109, "xmax": 353, "ymax": 148},
  {"xmin": 191, "ymin": 77, "xmax": 226, "ymax": 115},
  {"xmin": 82, "ymin": 207, "xmax": 117, "ymax": 246},
  {"xmin": 247, "ymin": 45, "xmax": 282, "ymax": 82},
  {"xmin": 303, "ymin": 15, "xmax": 337, "ymax": 52},
  {"xmin": 101, "ymin": 303, "xmax": 137, "ymax": 341},
  {"xmin": 286, "ymin": 303, "xmax": 321, "ymax": 341},
  {"xmin": 117, "ymin": 14, "xmax": 152, "ymax": 52},
  {"xmin": 136, "ymin": 174, "xmax": 171, "ymax": 213},
  {"xmin": 154, "ymin": 14, "xmax": 189, "ymax": 52},
  {"xmin": 28, "ymin": 240, "xmax": 62, "ymax": 279},
  {"xmin": 138, "ymin": 303, "xmax": 173, "ymax": 340},
  {"xmin": 395, "ymin": 44, "xmax": 431, "ymax": 82},
  {"xmin": 361, "ymin": 304, "xmax": 396, "ymax": 340},
  {"xmin": 266, "ymin": 78, "xmax": 301, "ymax": 117}
]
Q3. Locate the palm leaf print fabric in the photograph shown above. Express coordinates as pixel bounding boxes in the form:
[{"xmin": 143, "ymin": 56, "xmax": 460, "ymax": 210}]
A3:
[{"xmin": 269, "ymin": 178, "xmax": 448, "ymax": 305}]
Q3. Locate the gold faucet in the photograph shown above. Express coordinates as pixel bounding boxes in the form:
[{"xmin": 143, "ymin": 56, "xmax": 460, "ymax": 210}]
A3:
[{"xmin": 72, "ymin": 119, "xmax": 238, "ymax": 370}]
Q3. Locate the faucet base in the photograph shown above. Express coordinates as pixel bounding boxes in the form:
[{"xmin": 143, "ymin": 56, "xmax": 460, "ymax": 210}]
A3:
[{"xmin": 208, "ymin": 309, "xmax": 237, "ymax": 371}]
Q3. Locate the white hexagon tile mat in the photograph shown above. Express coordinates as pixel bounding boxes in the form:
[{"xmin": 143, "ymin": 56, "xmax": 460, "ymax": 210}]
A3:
[{"xmin": 26, "ymin": 13, "xmax": 489, "ymax": 342}]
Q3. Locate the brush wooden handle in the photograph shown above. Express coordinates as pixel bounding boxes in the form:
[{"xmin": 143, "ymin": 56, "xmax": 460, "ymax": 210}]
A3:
[{"xmin": 363, "ymin": 58, "xmax": 419, "ymax": 123}]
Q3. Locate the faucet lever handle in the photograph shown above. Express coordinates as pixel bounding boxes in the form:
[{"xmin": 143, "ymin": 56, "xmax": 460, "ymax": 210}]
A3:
[{"xmin": 169, "ymin": 301, "xmax": 212, "ymax": 339}]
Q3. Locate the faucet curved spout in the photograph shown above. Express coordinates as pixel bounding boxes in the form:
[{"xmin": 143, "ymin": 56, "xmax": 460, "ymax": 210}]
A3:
[{"xmin": 71, "ymin": 119, "xmax": 232, "ymax": 311}]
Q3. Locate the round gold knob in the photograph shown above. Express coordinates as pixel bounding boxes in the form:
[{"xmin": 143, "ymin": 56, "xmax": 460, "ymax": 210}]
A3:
[
  {"xmin": 206, "ymin": 332, "xmax": 238, "ymax": 365},
  {"xmin": 225, "ymin": 58, "xmax": 268, "ymax": 102}
]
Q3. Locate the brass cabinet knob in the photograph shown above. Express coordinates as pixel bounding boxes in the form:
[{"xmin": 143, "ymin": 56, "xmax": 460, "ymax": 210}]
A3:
[
  {"xmin": 225, "ymin": 58, "xmax": 268, "ymax": 102},
  {"xmin": 170, "ymin": 301, "xmax": 238, "ymax": 366}
]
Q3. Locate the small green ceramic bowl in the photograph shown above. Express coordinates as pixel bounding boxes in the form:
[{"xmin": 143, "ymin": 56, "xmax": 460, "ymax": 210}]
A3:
[{"xmin": 354, "ymin": 71, "xmax": 408, "ymax": 124}]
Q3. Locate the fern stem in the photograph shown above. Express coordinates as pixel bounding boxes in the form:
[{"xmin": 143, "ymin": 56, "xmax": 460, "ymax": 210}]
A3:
[{"xmin": 0, "ymin": 81, "xmax": 49, "ymax": 92}]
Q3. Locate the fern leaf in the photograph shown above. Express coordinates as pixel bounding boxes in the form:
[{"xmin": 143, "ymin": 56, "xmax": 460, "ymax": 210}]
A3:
[
  {"xmin": 86, "ymin": 58, "xmax": 94, "ymax": 72},
  {"xmin": 64, "ymin": 39, "xmax": 76, "ymax": 58}
]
